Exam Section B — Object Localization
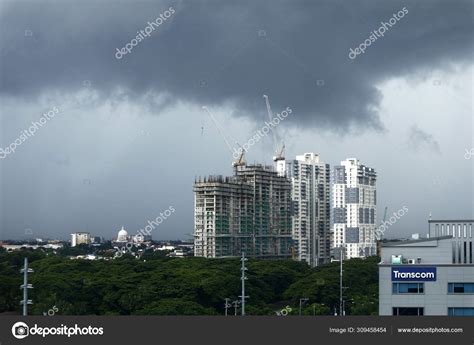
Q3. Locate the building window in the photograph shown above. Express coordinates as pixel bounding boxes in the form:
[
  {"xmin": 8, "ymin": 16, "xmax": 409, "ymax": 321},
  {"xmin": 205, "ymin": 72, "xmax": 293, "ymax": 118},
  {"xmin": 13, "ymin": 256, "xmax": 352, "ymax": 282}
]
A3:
[
  {"xmin": 392, "ymin": 307, "xmax": 424, "ymax": 316},
  {"xmin": 392, "ymin": 283, "xmax": 424, "ymax": 294},
  {"xmin": 464, "ymin": 242, "xmax": 467, "ymax": 263},
  {"xmin": 448, "ymin": 283, "xmax": 474, "ymax": 293},
  {"xmin": 470, "ymin": 242, "xmax": 473, "ymax": 264},
  {"xmin": 448, "ymin": 308, "xmax": 474, "ymax": 316}
]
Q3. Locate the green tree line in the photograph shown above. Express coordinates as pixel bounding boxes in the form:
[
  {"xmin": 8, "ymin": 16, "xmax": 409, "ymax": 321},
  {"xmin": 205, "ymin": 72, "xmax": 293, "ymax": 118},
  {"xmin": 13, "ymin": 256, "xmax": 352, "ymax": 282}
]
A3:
[{"xmin": 0, "ymin": 250, "xmax": 379, "ymax": 315}]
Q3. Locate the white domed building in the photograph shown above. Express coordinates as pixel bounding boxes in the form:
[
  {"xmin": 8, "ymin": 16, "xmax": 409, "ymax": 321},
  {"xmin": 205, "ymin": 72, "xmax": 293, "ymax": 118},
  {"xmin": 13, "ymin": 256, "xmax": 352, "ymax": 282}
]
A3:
[{"xmin": 116, "ymin": 226, "xmax": 129, "ymax": 242}]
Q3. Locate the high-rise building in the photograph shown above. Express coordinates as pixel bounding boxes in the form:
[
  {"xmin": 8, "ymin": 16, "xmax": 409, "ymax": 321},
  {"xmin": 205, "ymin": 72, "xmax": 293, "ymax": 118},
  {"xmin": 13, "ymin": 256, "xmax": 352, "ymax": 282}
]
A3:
[
  {"xmin": 193, "ymin": 164, "xmax": 292, "ymax": 259},
  {"xmin": 71, "ymin": 232, "xmax": 90, "ymax": 247},
  {"xmin": 290, "ymin": 153, "xmax": 331, "ymax": 267},
  {"xmin": 332, "ymin": 158, "xmax": 377, "ymax": 259}
]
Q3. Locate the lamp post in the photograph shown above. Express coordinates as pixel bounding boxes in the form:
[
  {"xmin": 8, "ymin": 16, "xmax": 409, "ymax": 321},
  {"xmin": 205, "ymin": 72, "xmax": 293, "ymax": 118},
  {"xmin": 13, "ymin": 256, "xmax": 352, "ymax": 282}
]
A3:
[
  {"xmin": 224, "ymin": 298, "xmax": 231, "ymax": 316},
  {"xmin": 339, "ymin": 247, "xmax": 343, "ymax": 317},
  {"xmin": 342, "ymin": 299, "xmax": 353, "ymax": 316},
  {"xmin": 232, "ymin": 300, "xmax": 240, "ymax": 316},
  {"xmin": 299, "ymin": 298, "xmax": 309, "ymax": 316}
]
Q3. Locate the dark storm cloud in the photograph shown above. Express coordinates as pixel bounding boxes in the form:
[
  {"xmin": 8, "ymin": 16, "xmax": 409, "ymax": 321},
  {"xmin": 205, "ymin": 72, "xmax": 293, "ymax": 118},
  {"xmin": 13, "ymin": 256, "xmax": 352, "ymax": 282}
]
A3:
[{"xmin": 0, "ymin": 0, "xmax": 472, "ymax": 131}]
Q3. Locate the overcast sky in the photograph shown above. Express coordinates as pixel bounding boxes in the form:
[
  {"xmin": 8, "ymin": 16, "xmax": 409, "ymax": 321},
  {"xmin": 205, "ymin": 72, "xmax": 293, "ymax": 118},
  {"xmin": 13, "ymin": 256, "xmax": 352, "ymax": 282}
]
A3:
[{"xmin": 0, "ymin": 0, "xmax": 472, "ymax": 241}]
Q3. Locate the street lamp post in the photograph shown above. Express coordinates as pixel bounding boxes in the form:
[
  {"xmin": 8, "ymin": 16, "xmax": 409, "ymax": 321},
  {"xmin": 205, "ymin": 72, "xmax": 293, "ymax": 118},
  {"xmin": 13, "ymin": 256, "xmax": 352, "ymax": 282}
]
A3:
[
  {"xmin": 232, "ymin": 300, "xmax": 240, "ymax": 316},
  {"xmin": 339, "ymin": 247, "xmax": 344, "ymax": 317},
  {"xmin": 342, "ymin": 299, "xmax": 354, "ymax": 316},
  {"xmin": 299, "ymin": 298, "xmax": 309, "ymax": 316},
  {"xmin": 224, "ymin": 298, "xmax": 231, "ymax": 316}
]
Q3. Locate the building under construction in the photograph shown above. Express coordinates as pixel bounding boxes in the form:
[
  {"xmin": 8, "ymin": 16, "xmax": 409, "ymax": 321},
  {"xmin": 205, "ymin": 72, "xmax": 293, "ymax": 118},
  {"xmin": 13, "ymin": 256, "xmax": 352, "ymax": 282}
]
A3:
[{"xmin": 194, "ymin": 164, "xmax": 292, "ymax": 259}]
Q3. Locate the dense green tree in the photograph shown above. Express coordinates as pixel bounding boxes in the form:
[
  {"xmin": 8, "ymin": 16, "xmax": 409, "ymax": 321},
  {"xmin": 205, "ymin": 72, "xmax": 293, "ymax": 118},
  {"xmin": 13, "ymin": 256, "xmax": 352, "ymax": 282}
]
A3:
[{"xmin": 0, "ymin": 250, "xmax": 379, "ymax": 315}]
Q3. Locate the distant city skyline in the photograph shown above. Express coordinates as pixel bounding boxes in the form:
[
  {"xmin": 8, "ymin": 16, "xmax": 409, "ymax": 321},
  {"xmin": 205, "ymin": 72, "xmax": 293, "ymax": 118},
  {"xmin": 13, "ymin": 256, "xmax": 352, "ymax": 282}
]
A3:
[{"xmin": 0, "ymin": 0, "xmax": 472, "ymax": 241}]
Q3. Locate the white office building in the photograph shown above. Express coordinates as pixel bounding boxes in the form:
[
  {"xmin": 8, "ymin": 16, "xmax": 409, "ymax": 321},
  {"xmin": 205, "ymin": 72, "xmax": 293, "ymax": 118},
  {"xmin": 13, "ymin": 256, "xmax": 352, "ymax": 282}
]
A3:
[
  {"xmin": 379, "ymin": 234, "xmax": 474, "ymax": 316},
  {"xmin": 71, "ymin": 232, "xmax": 90, "ymax": 247},
  {"xmin": 428, "ymin": 220, "xmax": 473, "ymax": 264},
  {"xmin": 290, "ymin": 153, "xmax": 331, "ymax": 266},
  {"xmin": 332, "ymin": 158, "xmax": 377, "ymax": 259}
]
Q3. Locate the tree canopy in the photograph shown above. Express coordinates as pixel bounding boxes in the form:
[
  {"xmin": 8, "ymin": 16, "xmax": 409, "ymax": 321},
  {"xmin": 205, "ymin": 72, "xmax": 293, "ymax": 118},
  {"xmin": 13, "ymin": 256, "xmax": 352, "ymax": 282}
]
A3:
[{"xmin": 0, "ymin": 250, "xmax": 379, "ymax": 315}]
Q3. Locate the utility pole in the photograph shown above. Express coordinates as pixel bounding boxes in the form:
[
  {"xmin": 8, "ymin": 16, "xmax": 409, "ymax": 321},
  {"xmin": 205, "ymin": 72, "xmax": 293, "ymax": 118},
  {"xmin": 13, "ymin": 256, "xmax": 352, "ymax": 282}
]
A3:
[
  {"xmin": 20, "ymin": 257, "xmax": 34, "ymax": 316},
  {"xmin": 239, "ymin": 252, "xmax": 249, "ymax": 316},
  {"xmin": 224, "ymin": 298, "xmax": 231, "ymax": 316},
  {"xmin": 339, "ymin": 247, "xmax": 343, "ymax": 317}
]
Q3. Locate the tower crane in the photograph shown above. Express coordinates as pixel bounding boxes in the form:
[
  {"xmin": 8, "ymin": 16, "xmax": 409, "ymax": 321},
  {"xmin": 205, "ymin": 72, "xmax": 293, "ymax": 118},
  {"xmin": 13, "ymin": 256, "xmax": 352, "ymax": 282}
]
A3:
[
  {"xmin": 263, "ymin": 95, "xmax": 285, "ymax": 176},
  {"xmin": 202, "ymin": 106, "xmax": 246, "ymax": 167}
]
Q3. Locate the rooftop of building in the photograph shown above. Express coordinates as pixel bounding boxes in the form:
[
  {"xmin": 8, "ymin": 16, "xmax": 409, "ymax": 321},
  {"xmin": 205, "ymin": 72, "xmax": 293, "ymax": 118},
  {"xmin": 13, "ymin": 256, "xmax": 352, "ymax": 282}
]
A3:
[
  {"xmin": 428, "ymin": 219, "xmax": 474, "ymax": 223},
  {"xmin": 381, "ymin": 235, "xmax": 453, "ymax": 247}
]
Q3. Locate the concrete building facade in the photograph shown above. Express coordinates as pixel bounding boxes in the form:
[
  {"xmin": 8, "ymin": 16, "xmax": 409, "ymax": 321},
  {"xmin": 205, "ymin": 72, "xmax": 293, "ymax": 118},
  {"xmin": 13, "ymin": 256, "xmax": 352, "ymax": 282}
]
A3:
[
  {"xmin": 379, "ymin": 236, "xmax": 474, "ymax": 316},
  {"xmin": 428, "ymin": 220, "xmax": 473, "ymax": 264},
  {"xmin": 194, "ymin": 164, "xmax": 292, "ymax": 259}
]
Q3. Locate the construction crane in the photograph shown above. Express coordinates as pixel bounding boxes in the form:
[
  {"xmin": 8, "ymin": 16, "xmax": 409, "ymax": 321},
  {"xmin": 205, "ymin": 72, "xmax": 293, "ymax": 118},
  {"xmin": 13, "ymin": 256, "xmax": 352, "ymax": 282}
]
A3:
[
  {"xmin": 233, "ymin": 143, "xmax": 246, "ymax": 167},
  {"xmin": 263, "ymin": 95, "xmax": 285, "ymax": 176},
  {"xmin": 202, "ymin": 106, "xmax": 246, "ymax": 167}
]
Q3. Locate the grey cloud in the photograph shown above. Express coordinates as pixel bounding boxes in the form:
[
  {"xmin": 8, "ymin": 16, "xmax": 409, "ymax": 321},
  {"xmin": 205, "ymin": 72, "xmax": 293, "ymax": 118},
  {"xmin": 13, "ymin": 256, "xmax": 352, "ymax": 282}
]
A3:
[
  {"xmin": 0, "ymin": 0, "xmax": 472, "ymax": 132},
  {"xmin": 407, "ymin": 125, "xmax": 441, "ymax": 154}
]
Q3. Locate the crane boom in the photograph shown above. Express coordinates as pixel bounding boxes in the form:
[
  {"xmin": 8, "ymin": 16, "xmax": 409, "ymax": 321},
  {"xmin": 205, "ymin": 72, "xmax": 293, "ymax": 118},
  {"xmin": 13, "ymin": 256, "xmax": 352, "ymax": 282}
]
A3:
[
  {"xmin": 202, "ymin": 106, "xmax": 245, "ymax": 167},
  {"xmin": 262, "ymin": 94, "xmax": 278, "ymax": 155},
  {"xmin": 202, "ymin": 106, "xmax": 234, "ymax": 155}
]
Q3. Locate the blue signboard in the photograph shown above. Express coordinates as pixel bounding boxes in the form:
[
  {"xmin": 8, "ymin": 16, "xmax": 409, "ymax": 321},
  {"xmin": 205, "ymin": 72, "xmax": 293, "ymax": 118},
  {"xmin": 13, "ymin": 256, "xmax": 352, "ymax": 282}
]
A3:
[{"xmin": 391, "ymin": 267, "xmax": 437, "ymax": 281}]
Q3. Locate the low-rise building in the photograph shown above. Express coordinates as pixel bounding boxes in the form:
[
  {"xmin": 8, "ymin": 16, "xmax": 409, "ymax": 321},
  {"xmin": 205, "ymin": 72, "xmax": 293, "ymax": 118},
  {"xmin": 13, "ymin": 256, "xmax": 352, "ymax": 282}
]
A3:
[{"xmin": 379, "ymin": 235, "xmax": 474, "ymax": 316}]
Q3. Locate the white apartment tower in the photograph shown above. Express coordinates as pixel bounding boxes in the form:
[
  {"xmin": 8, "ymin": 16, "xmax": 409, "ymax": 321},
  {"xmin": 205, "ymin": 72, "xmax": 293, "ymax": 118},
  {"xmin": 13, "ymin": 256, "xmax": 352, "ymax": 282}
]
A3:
[
  {"xmin": 290, "ymin": 153, "xmax": 331, "ymax": 267},
  {"xmin": 71, "ymin": 232, "xmax": 90, "ymax": 247},
  {"xmin": 332, "ymin": 158, "xmax": 377, "ymax": 259}
]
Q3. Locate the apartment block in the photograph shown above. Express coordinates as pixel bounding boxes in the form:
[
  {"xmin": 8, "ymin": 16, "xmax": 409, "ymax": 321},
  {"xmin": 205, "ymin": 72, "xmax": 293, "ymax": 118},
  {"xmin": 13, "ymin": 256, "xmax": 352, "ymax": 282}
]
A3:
[
  {"xmin": 71, "ymin": 232, "xmax": 90, "ymax": 247},
  {"xmin": 332, "ymin": 158, "xmax": 377, "ymax": 259},
  {"xmin": 290, "ymin": 153, "xmax": 331, "ymax": 267}
]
